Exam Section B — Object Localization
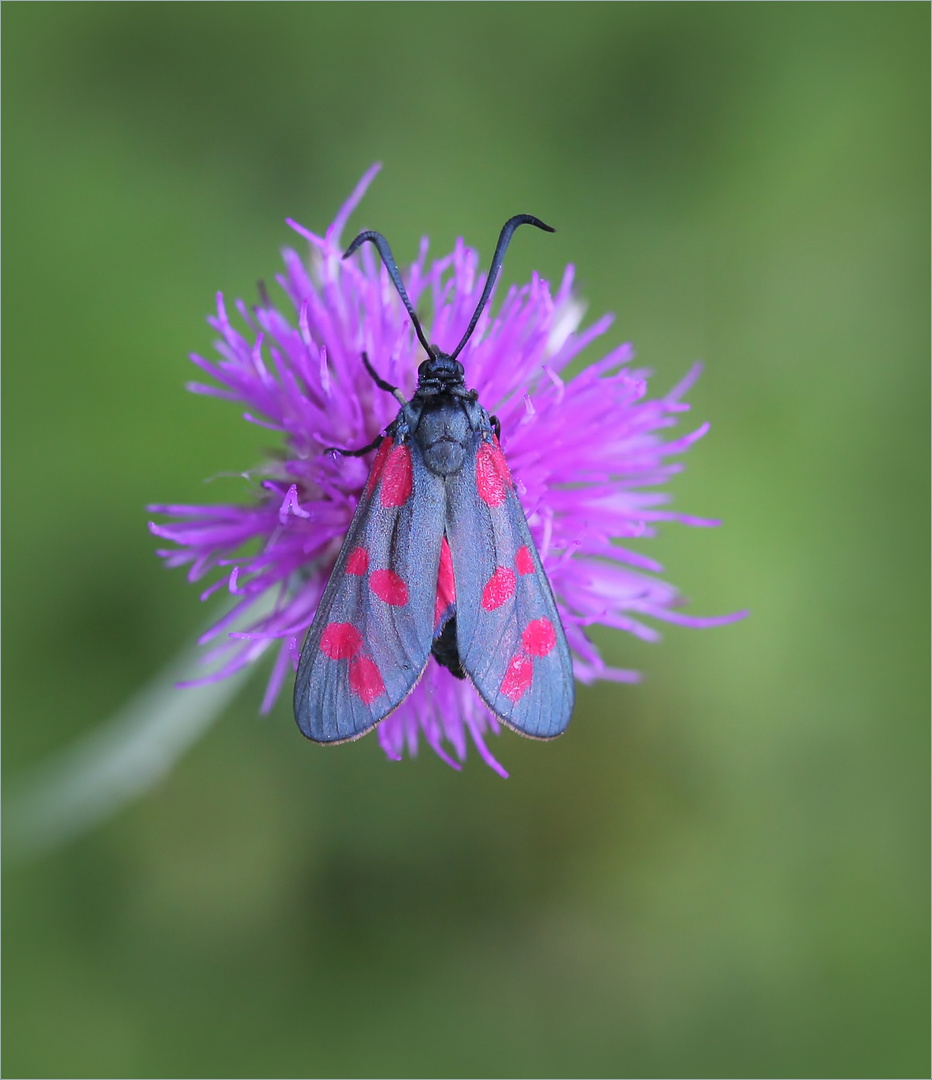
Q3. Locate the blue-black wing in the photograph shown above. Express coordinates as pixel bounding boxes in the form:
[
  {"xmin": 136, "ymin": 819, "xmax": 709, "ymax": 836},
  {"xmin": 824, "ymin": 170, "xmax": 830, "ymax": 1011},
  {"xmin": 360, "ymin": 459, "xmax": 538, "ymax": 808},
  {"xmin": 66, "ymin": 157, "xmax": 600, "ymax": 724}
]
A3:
[
  {"xmin": 444, "ymin": 435, "xmax": 575, "ymax": 738},
  {"xmin": 294, "ymin": 436, "xmax": 446, "ymax": 742}
]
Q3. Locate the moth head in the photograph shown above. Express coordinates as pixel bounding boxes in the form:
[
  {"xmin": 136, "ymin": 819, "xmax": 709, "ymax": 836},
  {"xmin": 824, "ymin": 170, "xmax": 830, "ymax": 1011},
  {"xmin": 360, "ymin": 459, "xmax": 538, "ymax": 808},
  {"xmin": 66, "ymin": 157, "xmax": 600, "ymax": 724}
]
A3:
[{"xmin": 418, "ymin": 350, "xmax": 464, "ymax": 384}]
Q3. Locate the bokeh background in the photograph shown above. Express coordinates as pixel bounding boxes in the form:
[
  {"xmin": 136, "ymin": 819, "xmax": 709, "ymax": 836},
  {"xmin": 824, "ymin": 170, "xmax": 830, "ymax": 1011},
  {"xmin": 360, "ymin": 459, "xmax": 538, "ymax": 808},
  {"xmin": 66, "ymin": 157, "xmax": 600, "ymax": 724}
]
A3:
[{"xmin": 4, "ymin": 4, "xmax": 928, "ymax": 1077}]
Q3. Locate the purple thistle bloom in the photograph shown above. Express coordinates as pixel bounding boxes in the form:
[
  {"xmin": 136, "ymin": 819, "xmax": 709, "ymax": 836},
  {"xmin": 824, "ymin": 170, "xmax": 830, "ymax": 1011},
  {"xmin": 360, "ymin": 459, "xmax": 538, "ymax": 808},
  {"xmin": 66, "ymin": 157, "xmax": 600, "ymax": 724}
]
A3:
[{"xmin": 149, "ymin": 164, "xmax": 743, "ymax": 777}]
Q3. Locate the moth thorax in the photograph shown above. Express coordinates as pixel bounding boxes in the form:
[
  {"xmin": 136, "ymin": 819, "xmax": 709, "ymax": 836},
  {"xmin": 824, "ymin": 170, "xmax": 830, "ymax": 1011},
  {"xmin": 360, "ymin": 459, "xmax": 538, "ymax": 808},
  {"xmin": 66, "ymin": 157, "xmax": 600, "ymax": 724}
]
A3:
[{"xmin": 417, "ymin": 400, "xmax": 472, "ymax": 477}]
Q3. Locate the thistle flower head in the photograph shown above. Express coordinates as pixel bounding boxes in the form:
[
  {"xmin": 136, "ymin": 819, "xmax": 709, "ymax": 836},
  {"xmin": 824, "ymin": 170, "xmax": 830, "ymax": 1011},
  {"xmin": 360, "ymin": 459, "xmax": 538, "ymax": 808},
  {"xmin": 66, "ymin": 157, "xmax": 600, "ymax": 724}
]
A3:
[{"xmin": 150, "ymin": 164, "xmax": 742, "ymax": 776}]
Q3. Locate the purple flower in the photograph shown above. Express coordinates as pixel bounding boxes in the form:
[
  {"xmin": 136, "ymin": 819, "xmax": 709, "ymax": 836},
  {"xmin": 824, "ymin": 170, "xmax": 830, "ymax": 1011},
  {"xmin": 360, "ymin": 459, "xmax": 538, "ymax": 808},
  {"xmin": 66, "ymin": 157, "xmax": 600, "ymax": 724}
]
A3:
[{"xmin": 149, "ymin": 164, "xmax": 743, "ymax": 777}]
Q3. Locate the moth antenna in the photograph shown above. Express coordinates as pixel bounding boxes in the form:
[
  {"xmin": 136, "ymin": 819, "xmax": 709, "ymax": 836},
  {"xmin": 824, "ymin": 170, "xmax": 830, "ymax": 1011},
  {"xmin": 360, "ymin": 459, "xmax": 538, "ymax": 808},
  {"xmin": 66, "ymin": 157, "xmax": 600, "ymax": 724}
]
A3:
[
  {"xmin": 450, "ymin": 214, "xmax": 555, "ymax": 361},
  {"xmin": 343, "ymin": 230, "xmax": 433, "ymax": 357}
]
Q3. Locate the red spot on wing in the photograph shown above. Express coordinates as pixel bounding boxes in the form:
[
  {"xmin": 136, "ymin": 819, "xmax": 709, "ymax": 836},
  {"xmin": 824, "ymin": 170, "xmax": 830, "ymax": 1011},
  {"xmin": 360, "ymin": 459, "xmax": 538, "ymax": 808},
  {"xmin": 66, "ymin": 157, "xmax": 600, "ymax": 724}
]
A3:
[
  {"xmin": 435, "ymin": 536, "xmax": 456, "ymax": 626},
  {"xmin": 320, "ymin": 622, "xmax": 363, "ymax": 660},
  {"xmin": 362, "ymin": 438, "xmax": 392, "ymax": 499},
  {"xmin": 500, "ymin": 653, "xmax": 533, "ymax": 702},
  {"xmin": 516, "ymin": 546, "xmax": 535, "ymax": 575},
  {"xmin": 522, "ymin": 617, "xmax": 556, "ymax": 657},
  {"xmin": 370, "ymin": 569, "xmax": 409, "ymax": 606},
  {"xmin": 482, "ymin": 566, "xmax": 516, "ymax": 611},
  {"xmin": 380, "ymin": 445, "xmax": 413, "ymax": 506},
  {"xmin": 476, "ymin": 442, "xmax": 511, "ymax": 507},
  {"xmin": 349, "ymin": 655, "xmax": 385, "ymax": 704},
  {"xmin": 346, "ymin": 546, "xmax": 369, "ymax": 575}
]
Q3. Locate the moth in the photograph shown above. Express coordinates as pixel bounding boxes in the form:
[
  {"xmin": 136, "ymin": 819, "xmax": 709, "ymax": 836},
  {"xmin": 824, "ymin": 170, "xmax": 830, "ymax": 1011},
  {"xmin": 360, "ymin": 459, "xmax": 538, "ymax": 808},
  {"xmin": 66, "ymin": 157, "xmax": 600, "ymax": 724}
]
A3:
[{"xmin": 294, "ymin": 215, "xmax": 574, "ymax": 744}]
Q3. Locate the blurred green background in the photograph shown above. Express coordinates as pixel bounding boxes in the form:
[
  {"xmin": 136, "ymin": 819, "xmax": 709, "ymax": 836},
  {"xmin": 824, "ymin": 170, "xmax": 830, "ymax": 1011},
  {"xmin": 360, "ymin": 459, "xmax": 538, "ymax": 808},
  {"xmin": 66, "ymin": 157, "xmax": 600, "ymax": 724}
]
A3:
[{"xmin": 3, "ymin": 4, "xmax": 928, "ymax": 1077}]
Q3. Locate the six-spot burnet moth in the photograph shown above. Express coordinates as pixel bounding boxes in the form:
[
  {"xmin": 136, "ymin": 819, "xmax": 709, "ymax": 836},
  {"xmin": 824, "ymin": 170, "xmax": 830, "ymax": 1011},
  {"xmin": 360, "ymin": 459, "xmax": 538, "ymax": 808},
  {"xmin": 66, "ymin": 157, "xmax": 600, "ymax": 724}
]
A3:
[{"xmin": 293, "ymin": 215, "xmax": 574, "ymax": 745}]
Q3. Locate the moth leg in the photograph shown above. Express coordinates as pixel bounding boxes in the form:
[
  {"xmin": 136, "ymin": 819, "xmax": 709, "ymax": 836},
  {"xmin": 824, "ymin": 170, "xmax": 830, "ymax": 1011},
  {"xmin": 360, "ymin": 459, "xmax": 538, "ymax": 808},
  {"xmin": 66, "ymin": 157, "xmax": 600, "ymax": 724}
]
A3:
[
  {"xmin": 323, "ymin": 350, "xmax": 410, "ymax": 456},
  {"xmin": 322, "ymin": 433, "xmax": 384, "ymax": 458},
  {"xmin": 490, "ymin": 415, "xmax": 502, "ymax": 440},
  {"xmin": 361, "ymin": 352, "xmax": 407, "ymax": 407}
]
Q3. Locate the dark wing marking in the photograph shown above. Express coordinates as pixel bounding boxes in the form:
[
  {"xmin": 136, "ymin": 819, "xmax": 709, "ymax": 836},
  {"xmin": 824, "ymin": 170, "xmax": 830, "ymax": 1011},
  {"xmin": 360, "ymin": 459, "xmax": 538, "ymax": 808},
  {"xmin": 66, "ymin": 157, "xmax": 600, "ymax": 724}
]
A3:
[
  {"xmin": 294, "ymin": 436, "xmax": 446, "ymax": 743},
  {"xmin": 444, "ymin": 435, "xmax": 574, "ymax": 738}
]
